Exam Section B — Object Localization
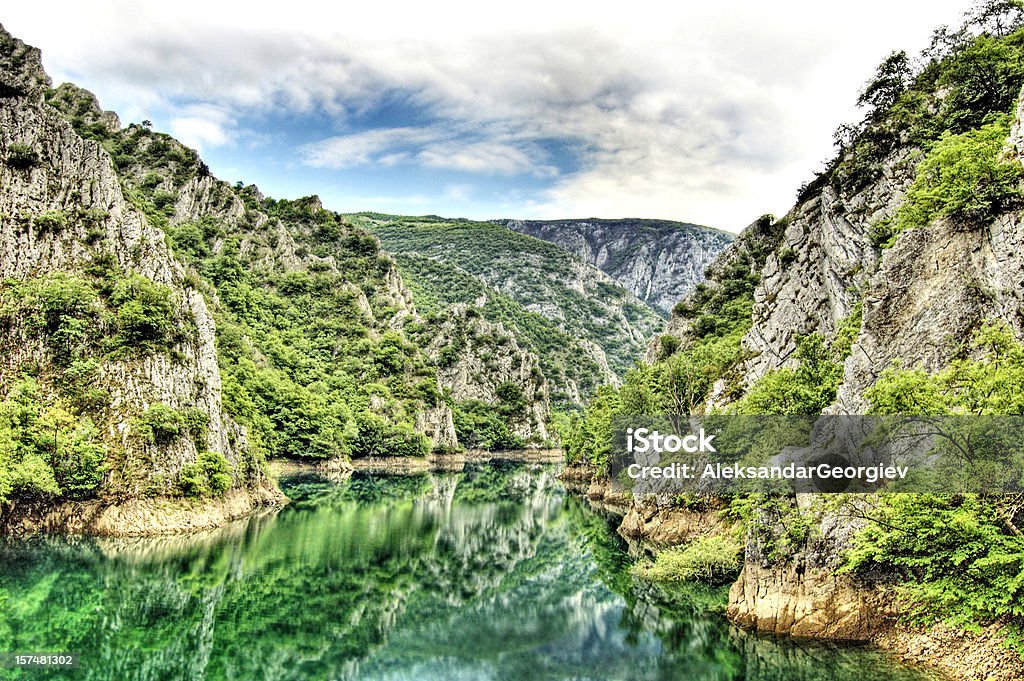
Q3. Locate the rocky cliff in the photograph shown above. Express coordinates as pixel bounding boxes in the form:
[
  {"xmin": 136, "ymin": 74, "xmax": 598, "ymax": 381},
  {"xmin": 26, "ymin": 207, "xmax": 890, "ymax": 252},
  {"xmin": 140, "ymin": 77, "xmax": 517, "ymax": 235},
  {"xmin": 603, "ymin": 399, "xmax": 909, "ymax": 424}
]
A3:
[
  {"xmin": 355, "ymin": 214, "xmax": 657, "ymax": 405},
  {"xmin": 0, "ymin": 25, "xmax": 273, "ymax": 511},
  {"xmin": 424, "ymin": 305, "xmax": 551, "ymax": 444},
  {"xmin": 567, "ymin": 13, "xmax": 1024, "ymax": 678},
  {"xmin": 505, "ymin": 218, "xmax": 733, "ymax": 316},
  {"xmin": 0, "ymin": 24, "xmax": 562, "ymax": 531}
]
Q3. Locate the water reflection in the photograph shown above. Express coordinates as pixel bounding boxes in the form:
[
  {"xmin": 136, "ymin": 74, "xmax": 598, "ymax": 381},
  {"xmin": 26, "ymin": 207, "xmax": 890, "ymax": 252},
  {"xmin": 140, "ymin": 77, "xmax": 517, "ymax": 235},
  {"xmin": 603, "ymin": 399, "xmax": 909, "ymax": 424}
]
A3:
[{"xmin": 0, "ymin": 461, "xmax": 931, "ymax": 680}]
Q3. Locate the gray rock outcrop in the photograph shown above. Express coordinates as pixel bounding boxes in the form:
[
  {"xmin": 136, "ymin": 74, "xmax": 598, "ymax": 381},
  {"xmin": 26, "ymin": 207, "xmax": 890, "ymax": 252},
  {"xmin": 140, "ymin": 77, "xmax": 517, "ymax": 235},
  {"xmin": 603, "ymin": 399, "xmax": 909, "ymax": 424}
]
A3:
[{"xmin": 506, "ymin": 218, "xmax": 733, "ymax": 316}]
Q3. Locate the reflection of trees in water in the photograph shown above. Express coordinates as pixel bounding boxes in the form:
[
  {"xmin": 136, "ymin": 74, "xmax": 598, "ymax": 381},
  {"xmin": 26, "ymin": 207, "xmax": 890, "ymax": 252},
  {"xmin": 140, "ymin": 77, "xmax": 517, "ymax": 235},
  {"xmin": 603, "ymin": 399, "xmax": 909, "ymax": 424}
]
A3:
[
  {"xmin": 0, "ymin": 464, "xmax": 928, "ymax": 681},
  {"xmin": 563, "ymin": 496, "xmax": 930, "ymax": 681}
]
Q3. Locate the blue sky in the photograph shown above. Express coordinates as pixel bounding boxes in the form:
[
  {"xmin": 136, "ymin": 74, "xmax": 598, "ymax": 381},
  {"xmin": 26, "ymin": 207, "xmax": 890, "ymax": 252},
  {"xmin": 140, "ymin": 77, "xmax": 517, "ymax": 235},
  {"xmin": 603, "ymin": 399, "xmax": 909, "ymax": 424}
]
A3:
[{"xmin": 5, "ymin": 1, "xmax": 971, "ymax": 231}]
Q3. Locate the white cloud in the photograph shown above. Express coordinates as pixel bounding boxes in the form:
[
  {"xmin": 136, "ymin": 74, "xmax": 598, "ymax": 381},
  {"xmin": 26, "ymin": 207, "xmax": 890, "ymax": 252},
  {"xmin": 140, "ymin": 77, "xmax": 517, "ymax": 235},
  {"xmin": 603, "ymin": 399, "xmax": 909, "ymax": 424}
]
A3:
[
  {"xmin": 2, "ymin": 0, "xmax": 974, "ymax": 228},
  {"xmin": 418, "ymin": 141, "xmax": 554, "ymax": 177},
  {"xmin": 301, "ymin": 128, "xmax": 434, "ymax": 168},
  {"xmin": 301, "ymin": 127, "xmax": 557, "ymax": 177},
  {"xmin": 168, "ymin": 104, "xmax": 233, "ymax": 151}
]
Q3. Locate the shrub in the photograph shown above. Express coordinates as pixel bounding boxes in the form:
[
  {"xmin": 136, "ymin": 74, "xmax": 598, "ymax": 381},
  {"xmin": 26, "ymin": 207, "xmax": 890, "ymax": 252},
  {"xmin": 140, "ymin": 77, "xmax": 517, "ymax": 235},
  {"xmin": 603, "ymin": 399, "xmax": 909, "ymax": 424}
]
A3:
[
  {"xmin": 5, "ymin": 274, "xmax": 102, "ymax": 363},
  {"xmin": 891, "ymin": 115, "xmax": 1023, "ymax": 245},
  {"xmin": 452, "ymin": 400, "xmax": 521, "ymax": 450},
  {"xmin": 34, "ymin": 210, "xmax": 67, "ymax": 233},
  {"xmin": 51, "ymin": 422, "xmax": 107, "ymax": 499},
  {"xmin": 733, "ymin": 333, "xmax": 846, "ymax": 415},
  {"xmin": 134, "ymin": 403, "xmax": 186, "ymax": 445},
  {"xmin": 350, "ymin": 412, "xmax": 430, "ymax": 458},
  {"xmin": 6, "ymin": 453, "xmax": 61, "ymax": 498},
  {"xmin": 6, "ymin": 143, "xmax": 37, "ymax": 169},
  {"xmin": 110, "ymin": 273, "xmax": 176, "ymax": 350},
  {"xmin": 656, "ymin": 334, "xmax": 681, "ymax": 360},
  {"xmin": 169, "ymin": 223, "xmax": 209, "ymax": 259},
  {"xmin": 179, "ymin": 450, "xmax": 233, "ymax": 497},
  {"xmin": 843, "ymin": 494, "xmax": 1024, "ymax": 643},
  {"xmin": 631, "ymin": 535, "xmax": 743, "ymax": 584}
]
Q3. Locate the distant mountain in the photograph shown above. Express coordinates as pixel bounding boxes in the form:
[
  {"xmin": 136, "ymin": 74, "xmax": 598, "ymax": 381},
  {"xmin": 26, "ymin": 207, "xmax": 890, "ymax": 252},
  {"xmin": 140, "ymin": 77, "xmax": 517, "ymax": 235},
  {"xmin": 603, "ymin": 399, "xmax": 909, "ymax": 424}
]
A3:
[
  {"xmin": 503, "ymin": 218, "xmax": 733, "ymax": 316},
  {"xmin": 352, "ymin": 214, "xmax": 664, "ymax": 406}
]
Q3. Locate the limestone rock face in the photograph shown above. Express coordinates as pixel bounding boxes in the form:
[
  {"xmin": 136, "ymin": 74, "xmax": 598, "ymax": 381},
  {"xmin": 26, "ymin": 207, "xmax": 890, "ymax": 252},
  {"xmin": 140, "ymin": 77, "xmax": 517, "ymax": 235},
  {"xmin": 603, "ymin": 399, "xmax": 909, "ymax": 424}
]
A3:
[
  {"xmin": 0, "ymin": 25, "xmax": 49, "ymax": 101},
  {"xmin": 737, "ymin": 150, "xmax": 915, "ymax": 396},
  {"xmin": 426, "ymin": 306, "xmax": 551, "ymax": 444},
  {"xmin": 835, "ymin": 213, "xmax": 1015, "ymax": 413},
  {"xmin": 618, "ymin": 500, "xmax": 732, "ymax": 546},
  {"xmin": 727, "ymin": 564, "xmax": 895, "ymax": 640},
  {"xmin": 0, "ymin": 24, "xmax": 252, "ymax": 495},
  {"xmin": 657, "ymin": 85, "xmax": 1024, "ymax": 413},
  {"xmin": 506, "ymin": 218, "xmax": 733, "ymax": 316},
  {"xmin": 45, "ymin": 83, "xmax": 121, "ymax": 136}
]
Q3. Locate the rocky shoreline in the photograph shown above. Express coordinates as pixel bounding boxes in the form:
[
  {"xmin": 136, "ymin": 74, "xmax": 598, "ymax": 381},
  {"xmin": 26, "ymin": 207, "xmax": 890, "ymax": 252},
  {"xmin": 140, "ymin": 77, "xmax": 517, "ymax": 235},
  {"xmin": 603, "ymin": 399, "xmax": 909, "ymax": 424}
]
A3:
[
  {"xmin": 1, "ymin": 450, "xmax": 565, "ymax": 538},
  {"xmin": 560, "ymin": 464, "xmax": 1024, "ymax": 681},
  {"xmin": 0, "ymin": 481, "xmax": 286, "ymax": 537}
]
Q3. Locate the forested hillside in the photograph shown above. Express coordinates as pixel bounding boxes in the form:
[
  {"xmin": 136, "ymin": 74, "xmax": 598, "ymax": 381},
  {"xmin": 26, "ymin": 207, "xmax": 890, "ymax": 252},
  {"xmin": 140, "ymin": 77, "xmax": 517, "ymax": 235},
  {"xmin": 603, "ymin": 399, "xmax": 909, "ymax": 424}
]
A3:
[
  {"xmin": 353, "ymin": 213, "xmax": 664, "ymax": 404},
  {"xmin": 565, "ymin": 3, "xmax": 1024, "ymax": 673},
  {"xmin": 0, "ymin": 25, "xmax": 554, "ymax": 523}
]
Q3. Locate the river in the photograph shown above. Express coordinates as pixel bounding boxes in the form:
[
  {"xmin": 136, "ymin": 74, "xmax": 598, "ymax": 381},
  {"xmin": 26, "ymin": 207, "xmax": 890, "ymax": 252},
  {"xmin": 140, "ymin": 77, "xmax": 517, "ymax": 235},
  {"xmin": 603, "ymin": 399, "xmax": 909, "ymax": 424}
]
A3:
[{"xmin": 0, "ymin": 459, "xmax": 933, "ymax": 680}]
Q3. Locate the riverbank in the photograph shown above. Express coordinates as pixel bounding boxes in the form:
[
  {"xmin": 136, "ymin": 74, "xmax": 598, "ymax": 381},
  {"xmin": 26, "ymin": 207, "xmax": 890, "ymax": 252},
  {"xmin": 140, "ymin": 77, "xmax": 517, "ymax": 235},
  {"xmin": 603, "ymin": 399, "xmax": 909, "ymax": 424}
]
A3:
[
  {"xmin": 0, "ymin": 481, "xmax": 286, "ymax": 537},
  {"xmin": 559, "ymin": 465, "xmax": 1023, "ymax": 681},
  {"xmin": 272, "ymin": 449, "xmax": 564, "ymax": 476}
]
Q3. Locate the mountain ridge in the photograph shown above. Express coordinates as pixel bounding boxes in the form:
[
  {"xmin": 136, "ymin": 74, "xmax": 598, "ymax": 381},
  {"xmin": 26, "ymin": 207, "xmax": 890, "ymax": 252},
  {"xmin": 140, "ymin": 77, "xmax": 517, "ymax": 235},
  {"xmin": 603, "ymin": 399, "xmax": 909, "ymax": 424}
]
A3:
[{"xmin": 503, "ymin": 217, "xmax": 733, "ymax": 316}]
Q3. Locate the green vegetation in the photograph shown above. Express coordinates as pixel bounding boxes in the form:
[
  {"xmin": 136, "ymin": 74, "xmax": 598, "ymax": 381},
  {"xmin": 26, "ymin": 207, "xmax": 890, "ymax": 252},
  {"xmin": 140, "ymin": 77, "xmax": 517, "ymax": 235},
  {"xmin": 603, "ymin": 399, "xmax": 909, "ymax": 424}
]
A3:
[
  {"xmin": 352, "ymin": 213, "xmax": 663, "ymax": 389},
  {"xmin": 1, "ymin": 267, "xmax": 188, "ymax": 365},
  {"xmin": 179, "ymin": 450, "xmax": 233, "ymax": 497},
  {"xmin": 159, "ymin": 200, "xmax": 445, "ymax": 461},
  {"xmin": 877, "ymin": 115, "xmax": 1024, "ymax": 246},
  {"xmin": 451, "ymin": 400, "xmax": 521, "ymax": 450},
  {"xmin": 844, "ymin": 494, "xmax": 1024, "ymax": 641},
  {"xmin": 133, "ymin": 403, "xmax": 208, "ymax": 448},
  {"xmin": 631, "ymin": 535, "xmax": 743, "ymax": 585},
  {"xmin": 109, "ymin": 273, "xmax": 181, "ymax": 353},
  {"xmin": 731, "ymin": 328, "xmax": 852, "ymax": 416},
  {"xmin": 836, "ymin": 321, "xmax": 1024, "ymax": 653},
  {"xmin": 0, "ymin": 378, "xmax": 106, "ymax": 503},
  {"xmin": 394, "ymin": 252, "xmax": 604, "ymax": 405},
  {"xmin": 867, "ymin": 320, "xmax": 1024, "ymax": 414},
  {"xmin": 565, "ymin": 217, "xmax": 785, "ymax": 471},
  {"xmin": 5, "ymin": 142, "xmax": 37, "ymax": 169},
  {"xmin": 828, "ymin": 10, "xmax": 1024, "ymax": 198}
]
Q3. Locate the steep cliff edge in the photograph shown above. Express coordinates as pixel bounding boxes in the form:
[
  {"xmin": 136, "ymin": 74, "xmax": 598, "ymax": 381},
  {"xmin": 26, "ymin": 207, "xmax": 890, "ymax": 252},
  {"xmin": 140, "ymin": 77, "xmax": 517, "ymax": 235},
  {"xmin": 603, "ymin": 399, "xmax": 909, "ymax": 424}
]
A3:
[
  {"xmin": 0, "ymin": 24, "xmax": 279, "ymax": 527},
  {"xmin": 505, "ymin": 218, "xmax": 733, "ymax": 316}
]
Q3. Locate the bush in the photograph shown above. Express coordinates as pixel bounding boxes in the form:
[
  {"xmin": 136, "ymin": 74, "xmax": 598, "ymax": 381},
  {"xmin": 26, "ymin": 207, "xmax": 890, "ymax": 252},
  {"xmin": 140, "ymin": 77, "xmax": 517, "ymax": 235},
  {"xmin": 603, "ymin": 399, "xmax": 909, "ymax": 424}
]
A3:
[
  {"xmin": 890, "ymin": 115, "xmax": 1023, "ymax": 245},
  {"xmin": 110, "ymin": 273, "xmax": 176, "ymax": 350},
  {"xmin": 350, "ymin": 412, "xmax": 430, "ymax": 458},
  {"xmin": 6, "ymin": 143, "xmax": 37, "ymax": 169},
  {"xmin": 631, "ymin": 535, "xmax": 743, "ymax": 584},
  {"xmin": 733, "ymin": 333, "xmax": 846, "ymax": 415},
  {"xmin": 34, "ymin": 210, "xmax": 67, "ymax": 233},
  {"xmin": 656, "ymin": 334, "xmax": 681, "ymax": 360},
  {"xmin": 134, "ymin": 403, "xmax": 186, "ymax": 445},
  {"xmin": 0, "ymin": 380, "xmax": 107, "ymax": 502},
  {"xmin": 51, "ymin": 422, "xmax": 107, "ymax": 499},
  {"xmin": 452, "ymin": 400, "xmax": 521, "ymax": 450},
  {"xmin": 843, "ymin": 494, "xmax": 1024, "ymax": 643},
  {"xmin": 179, "ymin": 450, "xmax": 233, "ymax": 497},
  {"xmin": 3, "ymin": 274, "xmax": 102, "ymax": 364}
]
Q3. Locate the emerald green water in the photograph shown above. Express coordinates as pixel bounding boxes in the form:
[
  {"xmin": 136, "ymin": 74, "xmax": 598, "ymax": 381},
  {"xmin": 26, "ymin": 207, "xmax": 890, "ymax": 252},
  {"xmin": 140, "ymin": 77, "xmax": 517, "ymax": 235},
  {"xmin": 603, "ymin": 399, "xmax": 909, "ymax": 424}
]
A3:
[{"xmin": 0, "ymin": 461, "xmax": 931, "ymax": 680}]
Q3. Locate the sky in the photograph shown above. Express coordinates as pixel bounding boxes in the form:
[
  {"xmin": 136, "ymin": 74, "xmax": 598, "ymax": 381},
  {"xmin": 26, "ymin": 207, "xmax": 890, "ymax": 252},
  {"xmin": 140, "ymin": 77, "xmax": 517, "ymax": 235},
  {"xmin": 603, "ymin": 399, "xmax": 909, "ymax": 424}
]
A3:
[{"xmin": 3, "ymin": 1, "xmax": 973, "ymax": 231}]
